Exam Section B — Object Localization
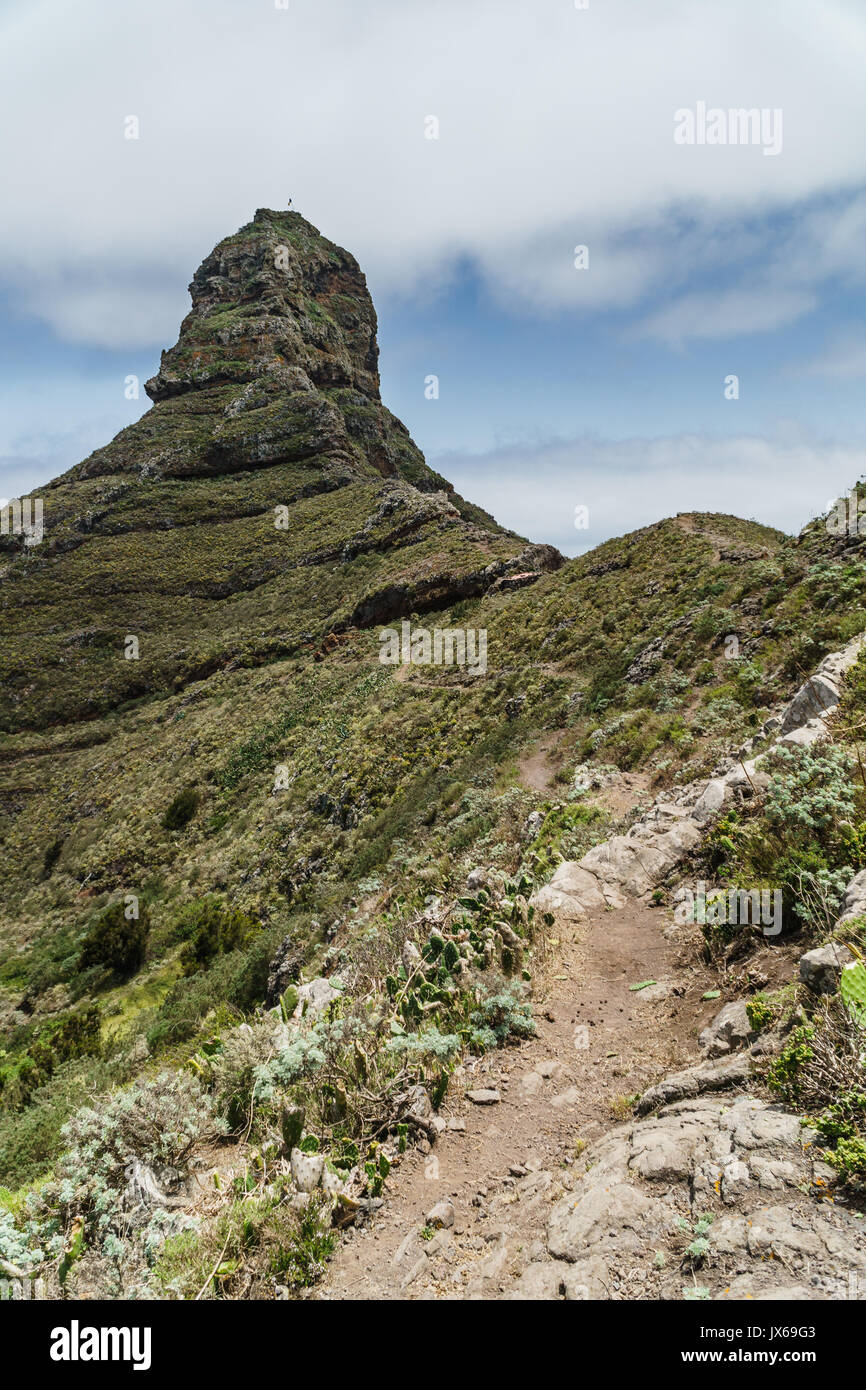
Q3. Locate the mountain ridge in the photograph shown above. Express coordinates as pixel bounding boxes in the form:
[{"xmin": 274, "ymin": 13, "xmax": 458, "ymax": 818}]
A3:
[{"xmin": 2, "ymin": 214, "xmax": 866, "ymax": 1302}]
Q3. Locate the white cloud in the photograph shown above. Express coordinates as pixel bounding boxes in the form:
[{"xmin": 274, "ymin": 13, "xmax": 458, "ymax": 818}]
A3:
[
  {"xmin": 24, "ymin": 282, "xmax": 189, "ymax": 349},
  {"xmin": 434, "ymin": 431, "xmax": 866, "ymax": 554},
  {"xmin": 0, "ymin": 0, "xmax": 865, "ymax": 345},
  {"xmin": 634, "ymin": 288, "xmax": 817, "ymax": 345}
]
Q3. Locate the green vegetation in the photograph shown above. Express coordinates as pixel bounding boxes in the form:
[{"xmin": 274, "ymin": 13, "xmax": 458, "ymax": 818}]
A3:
[
  {"xmin": 79, "ymin": 901, "xmax": 150, "ymax": 978},
  {"xmin": 702, "ymin": 741, "xmax": 865, "ymax": 935},
  {"xmin": 4, "ymin": 208, "xmax": 866, "ymax": 1293}
]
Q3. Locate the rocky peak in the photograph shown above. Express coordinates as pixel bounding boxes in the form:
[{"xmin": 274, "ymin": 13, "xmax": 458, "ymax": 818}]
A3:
[
  {"xmin": 145, "ymin": 209, "xmax": 380, "ymax": 405},
  {"xmin": 67, "ymin": 210, "xmax": 451, "ymax": 495}
]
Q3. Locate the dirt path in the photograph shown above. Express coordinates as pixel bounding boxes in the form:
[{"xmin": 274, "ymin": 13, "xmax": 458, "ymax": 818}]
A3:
[
  {"xmin": 317, "ymin": 903, "xmax": 718, "ymax": 1300},
  {"xmin": 517, "ymin": 733, "xmax": 563, "ymax": 792}
]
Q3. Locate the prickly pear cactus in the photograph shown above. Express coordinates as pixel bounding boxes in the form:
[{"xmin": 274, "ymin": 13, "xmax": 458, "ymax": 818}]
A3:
[{"xmin": 841, "ymin": 961, "xmax": 866, "ymax": 1028}]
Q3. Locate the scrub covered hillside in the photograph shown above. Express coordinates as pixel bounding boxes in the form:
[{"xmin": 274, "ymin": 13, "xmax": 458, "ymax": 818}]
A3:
[{"xmin": 1, "ymin": 211, "xmax": 865, "ymax": 1299}]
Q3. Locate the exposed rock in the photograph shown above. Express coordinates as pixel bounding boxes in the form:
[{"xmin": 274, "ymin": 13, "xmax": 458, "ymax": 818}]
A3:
[
  {"xmin": 544, "ymin": 1095, "xmax": 866, "ymax": 1300},
  {"xmin": 837, "ymin": 868, "xmax": 866, "ymax": 925},
  {"xmin": 294, "ymin": 976, "xmax": 341, "ymax": 1019},
  {"xmin": 122, "ymin": 1160, "xmax": 173, "ymax": 1212},
  {"xmin": 492, "ymin": 570, "xmax": 542, "ymax": 593},
  {"xmin": 691, "ymin": 777, "xmax": 728, "ymax": 822},
  {"xmin": 626, "ymin": 637, "xmax": 666, "ymax": 684},
  {"xmin": 466, "ymin": 1089, "xmax": 501, "ymax": 1105},
  {"xmin": 780, "ymin": 635, "xmax": 865, "ymax": 734},
  {"xmin": 506, "ymin": 1260, "xmax": 571, "ymax": 1299},
  {"xmin": 466, "ymin": 867, "xmax": 488, "ymax": 892},
  {"xmin": 799, "ymin": 942, "xmax": 854, "ymax": 994},
  {"xmin": 425, "ymin": 1200, "xmax": 455, "ymax": 1229},
  {"xmin": 636, "ymin": 1052, "xmax": 752, "ymax": 1115},
  {"xmin": 396, "ymin": 1084, "xmax": 433, "ymax": 1124},
  {"xmin": 265, "ymin": 935, "xmax": 302, "ymax": 1007},
  {"xmin": 699, "ymin": 1000, "xmax": 756, "ymax": 1058}
]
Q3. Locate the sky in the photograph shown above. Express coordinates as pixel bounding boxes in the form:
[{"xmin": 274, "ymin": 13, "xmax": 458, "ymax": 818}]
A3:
[{"xmin": 1, "ymin": 0, "xmax": 865, "ymax": 555}]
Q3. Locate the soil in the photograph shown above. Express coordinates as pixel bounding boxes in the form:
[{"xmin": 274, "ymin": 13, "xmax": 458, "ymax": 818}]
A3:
[
  {"xmin": 316, "ymin": 901, "xmax": 726, "ymax": 1300},
  {"xmin": 517, "ymin": 734, "xmax": 564, "ymax": 792}
]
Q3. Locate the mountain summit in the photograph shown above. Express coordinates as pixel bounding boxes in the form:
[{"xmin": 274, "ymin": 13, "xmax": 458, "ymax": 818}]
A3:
[
  {"xmin": 70, "ymin": 210, "xmax": 470, "ymax": 498},
  {"xmin": 1, "ymin": 212, "xmax": 561, "ymax": 732}
]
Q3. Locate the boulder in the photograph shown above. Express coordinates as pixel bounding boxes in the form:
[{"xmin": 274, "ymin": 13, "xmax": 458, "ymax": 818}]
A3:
[
  {"xmin": 699, "ymin": 1000, "xmax": 756, "ymax": 1058},
  {"xmin": 692, "ymin": 778, "xmax": 727, "ymax": 822},
  {"xmin": 531, "ymin": 862, "xmax": 610, "ymax": 919},
  {"xmin": 781, "ymin": 672, "xmax": 840, "ymax": 733},
  {"xmin": 425, "ymin": 1200, "xmax": 455, "ymax": 1229},
  {"xmin": 799, "ymin": 942, "xmax": 854, "ymax": 994},
  {"xmin": 294, "ymin": 976, "xmax": 341, "ymax": 1019}
]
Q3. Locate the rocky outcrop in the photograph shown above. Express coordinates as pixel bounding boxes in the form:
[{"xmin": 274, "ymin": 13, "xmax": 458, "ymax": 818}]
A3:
[
  {"xmin": 534, "ymin": 1094, "xmax": 866, "ymax": 1300},
  {"xmin": 835, "ymin": 868, "xmax": 866, "ymax": 926},
  {"xmin": 778, "ymin": 632, "xmax": 865, "ymax": 745},
  {"xmin": 4, "ymin": 211, "xmax": 568, "ymax": 732},
  {"xmin": 58, "ymin": 210, "xmax": 518, "ymax": 541},
  {"xmin": 635, "ymin": 1052, "xmax": 753, "ymax": 1115},
  {"xmin": 532, "ymin": 630, "xmax": 865, "ymax": 920}
]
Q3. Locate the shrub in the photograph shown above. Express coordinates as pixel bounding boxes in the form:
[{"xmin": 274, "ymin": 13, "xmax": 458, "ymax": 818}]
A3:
[
  {"xmin": 78, "ymin": 902, "xmax": 150, "ymax": 978},
  {"xmin": 179, "ymin": 898, "xmax": 259, "ymax": 976},
  {"xmin": 59, "ymin": 1070, "xmax": 217, "ymax": 1194},
  {"xmin": 42, "ymin": 837, "xmax": 64, "ymax": 878},
  {"xmin": 469, "ymin": 988, "xmax": 535, "ymax": 1049},
  {"xmin": 767, "ymin": 997, "xmax": 866, "ymax": 1184},
  {"xmin": 33, "ymin": 1070, "xmax": 221, "ymax": 1249},
  {"xmin": 153, "ymin": 1189, "xmax": 335, "ymax": 1298},
  {"xmin": 746, "ymin": 996, "xmax": 775, "ymax": 1032},
  {"xmin": 0, "ymin": 1055, "xmax": 128, "ymax": 1190},
  {"xmin": 206, "ymin": 1015, "xmax": 290, "ymax": 1130},
  {"xmin": 162, "ymin": 786, "xmax": 200, "ymax": 831},
  {"xmin": 764, "ymin": 744, "xmax": 857, "ymax": 839},
  {"xmin": 0, "ymin": 1070, "xmax": 221, "ymax": 1288}
]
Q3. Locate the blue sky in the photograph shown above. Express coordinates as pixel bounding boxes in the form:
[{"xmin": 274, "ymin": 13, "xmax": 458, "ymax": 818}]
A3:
[{"xmin": 2, "ymin": 0, "xmax": 865, "ymax": 554}]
